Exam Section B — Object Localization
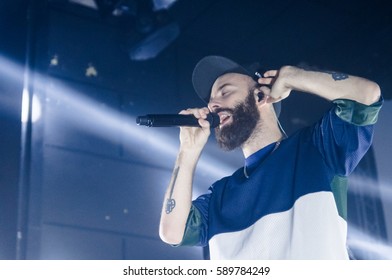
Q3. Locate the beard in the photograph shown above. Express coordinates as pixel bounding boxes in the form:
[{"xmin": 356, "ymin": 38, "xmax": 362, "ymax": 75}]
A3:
[{"xmin": 215, "ymin": 91, "xmax": 260, "ymax": 151}]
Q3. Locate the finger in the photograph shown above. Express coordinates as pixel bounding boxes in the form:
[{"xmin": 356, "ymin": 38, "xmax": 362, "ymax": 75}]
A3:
[
  {"xmin": 179, "ymin": 109, "xmax": 193, "ymax": 115},
  {"xmin": 198, "ymin": 108, "xmax": 210, "ymax": 119},
  {"xmin": 263, "ymin": 70, "xmax": 278, "ymax": 78},
  {"xmin": 258, "ymin": 77, "xmax": 274, "ymax": 85},
  {"xmin": 198, "ymin": 118, "xmax": 211, "ymax": 128},
  {"xmin": 179, "ymin": 108, "xmax": 203, "ymax": 118}
]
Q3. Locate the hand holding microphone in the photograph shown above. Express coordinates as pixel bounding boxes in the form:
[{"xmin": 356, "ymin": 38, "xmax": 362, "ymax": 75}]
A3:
[{"xmin": 137, "ymin": 108, "xmax": 217, "ymax": 151}]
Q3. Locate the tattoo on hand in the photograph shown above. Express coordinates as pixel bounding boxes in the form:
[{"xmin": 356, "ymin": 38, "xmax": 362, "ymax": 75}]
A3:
[{"xmin": 165, "ymin": 166, "xmax": 179, "ymax": 214}]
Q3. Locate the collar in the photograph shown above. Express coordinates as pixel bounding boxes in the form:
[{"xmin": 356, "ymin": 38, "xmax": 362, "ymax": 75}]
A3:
[{"xmin": 245, "ymin": 141, "xmax": 279, "ymax": 169}]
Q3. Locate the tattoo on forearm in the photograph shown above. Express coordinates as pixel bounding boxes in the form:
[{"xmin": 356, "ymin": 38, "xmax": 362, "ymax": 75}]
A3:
[
  {"xmin": 165, "ymin": 166, "xmax": 179, "ymax": 214},
  {"xmin": 298, "ymin": 63, "xmax": 349, "ymax": 81},
  {"xmin": 330, "ymin": 72, "xmax": 349, "ymax": 81}
]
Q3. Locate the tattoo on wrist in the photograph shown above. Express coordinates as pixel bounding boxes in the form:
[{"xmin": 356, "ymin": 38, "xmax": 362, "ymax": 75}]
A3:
[{"xmin": 165, "ymin": 166, "xmax": 179, "ymax": 214}]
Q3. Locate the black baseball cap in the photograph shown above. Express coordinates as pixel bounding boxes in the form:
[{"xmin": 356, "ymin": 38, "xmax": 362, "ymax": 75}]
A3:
[{"xmin": 192, "ymin": 55, "xmax": 281, "ymax": 116}]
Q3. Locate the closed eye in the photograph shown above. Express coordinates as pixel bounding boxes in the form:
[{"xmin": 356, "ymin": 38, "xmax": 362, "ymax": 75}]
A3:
[
  {"xmin": 215, "ymin": 83, "xmax": 237, "ymax": 99},
  {"xmin": 221, "ymin": 88, "xmax": 235, "ymax": 97}
]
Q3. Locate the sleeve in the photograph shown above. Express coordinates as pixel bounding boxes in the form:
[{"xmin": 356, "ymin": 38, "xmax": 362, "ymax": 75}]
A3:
[
  {"xmin": 175, "ymin": 190, "xmax": 212, "ymax": 247},
  {"xmin": 312, "ymin": 96, "xmax": 383, "ymax": 176}
]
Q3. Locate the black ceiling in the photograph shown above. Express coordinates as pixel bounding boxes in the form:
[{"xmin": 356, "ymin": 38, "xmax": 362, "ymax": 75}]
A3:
[
  {"xmin": 40, "ymin": 0, "xmax": 391, "ymax": 135},
  {"xmin": 46, "ymin": 0, "xmax": 392, "ymax": 96}
]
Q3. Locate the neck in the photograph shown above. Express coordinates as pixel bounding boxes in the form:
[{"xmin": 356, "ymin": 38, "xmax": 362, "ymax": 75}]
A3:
[{"xmin": 241, "ymin": 119, "xmax": 283, "ymax": 158}]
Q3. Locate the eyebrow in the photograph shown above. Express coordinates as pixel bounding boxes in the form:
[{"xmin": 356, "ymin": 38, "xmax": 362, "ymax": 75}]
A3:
[{"xmin": 217, "ymin": 83, "xmax": 235, "ymax": 92}]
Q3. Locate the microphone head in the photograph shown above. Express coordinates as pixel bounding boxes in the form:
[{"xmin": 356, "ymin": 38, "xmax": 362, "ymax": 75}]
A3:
[{"xmin": 207, "ymin": 113, "xmax": 220, "ymax": 128}]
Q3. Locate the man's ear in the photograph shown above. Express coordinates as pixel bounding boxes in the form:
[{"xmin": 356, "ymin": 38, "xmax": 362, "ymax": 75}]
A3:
[
  {"xmin": 257, "ymin": 92, "xmax": 265, "ymax": 102},
  {"xmin": 252, "ymin": 84, "xmax": 267, "ymax": 105}
]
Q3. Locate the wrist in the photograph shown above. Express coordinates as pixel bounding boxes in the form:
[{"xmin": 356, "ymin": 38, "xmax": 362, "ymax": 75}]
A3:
[
  {"xmin": 279, "ymin": 65, "xmax": 309, "ymax": 92},
  {"xmin": 177, "ymin": 147, "xmax": 203, "ymax": 165},
  {"xmin": 279, "ymin": 65, "xmax": 298, "ymax": 86}
]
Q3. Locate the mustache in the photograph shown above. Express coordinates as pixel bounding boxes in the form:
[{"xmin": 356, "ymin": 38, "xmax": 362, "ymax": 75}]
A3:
[{"xmin": 214, "ymin": 107, "xmax": 235, "ymax": 114}]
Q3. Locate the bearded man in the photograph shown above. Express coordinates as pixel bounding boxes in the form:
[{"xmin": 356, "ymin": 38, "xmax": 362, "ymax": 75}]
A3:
[{"xmin": 159, "ymin": 56, "xmax": 382, "ymax": 259}]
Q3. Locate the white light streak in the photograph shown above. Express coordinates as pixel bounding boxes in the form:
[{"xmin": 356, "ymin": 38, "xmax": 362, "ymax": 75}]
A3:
[
  {"xmin": 21, "ymin": 88, "xmax": 29, "ymax": 123},
  {"xmin": 21, "ymin": 89, "xmax": 42, "ymax": 123},
  {"xmin": 348, "ymin": 224, "xmax": 392, "ymax": 259},
  {"xmin": 348, "ymin": 175, "xmax": 392, "ymax": 205}
]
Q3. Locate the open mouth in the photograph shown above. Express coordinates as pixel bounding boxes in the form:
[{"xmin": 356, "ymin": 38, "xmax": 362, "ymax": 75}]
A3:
[{"xmin": 218, "ymin": 112, "xmax": 232, "ymax": 128}]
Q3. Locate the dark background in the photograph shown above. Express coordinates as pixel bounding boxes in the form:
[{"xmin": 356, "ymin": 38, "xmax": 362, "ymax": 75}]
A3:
[{"xmin": 1, "ymin": 0, "xmax": 391, "ymax": 259}]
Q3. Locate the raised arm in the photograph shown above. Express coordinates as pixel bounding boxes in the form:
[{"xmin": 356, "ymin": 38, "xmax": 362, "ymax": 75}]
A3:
[
  {"xmin": 258, "ymin": 66, "xmax": 381, "ymax": 105},
  {"xmin": 159, "ymin": 107, "xmax": 211, "ymax": 245}
]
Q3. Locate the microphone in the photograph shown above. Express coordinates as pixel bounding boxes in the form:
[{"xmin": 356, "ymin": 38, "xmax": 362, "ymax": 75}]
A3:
[{"xmin": 136, "ymin": 113, "xmax": 220, "ymax": 128}]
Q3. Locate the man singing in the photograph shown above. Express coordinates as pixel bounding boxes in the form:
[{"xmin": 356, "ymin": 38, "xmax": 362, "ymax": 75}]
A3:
[{"xmin": 159, "ymin": 55, "xmax": 382, "ymax": 259}]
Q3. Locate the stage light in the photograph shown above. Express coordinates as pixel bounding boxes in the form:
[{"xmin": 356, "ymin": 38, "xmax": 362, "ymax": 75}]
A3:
[{"xmin": 21, "ymin": 89, "xmax": 42, "ymax": 123}]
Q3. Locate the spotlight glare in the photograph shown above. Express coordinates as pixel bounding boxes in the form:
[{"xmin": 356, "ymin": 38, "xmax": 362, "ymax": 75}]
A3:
[
  {"xmin": 21, "ymin": 89, "xmax": 42, "ymax": 123},
  {"xmin": 21, "ymin": 88, "xmax": 29, "ymax": 123},
  {"xmin": 348, "ymin": 224, "xmax": 392, "ymax": 259}
]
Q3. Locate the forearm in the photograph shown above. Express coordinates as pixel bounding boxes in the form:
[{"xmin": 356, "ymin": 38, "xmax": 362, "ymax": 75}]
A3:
[
  {"xmin": 280, "ymin": 66, "xmax": 381, "ymax": 105},
  {"xmin": 159, "ymin": 148, "xmax": 201, "ymax": 245},
  {"xmin": 159, "ymin": 107, "xmax": 211, "ymax": 244}
]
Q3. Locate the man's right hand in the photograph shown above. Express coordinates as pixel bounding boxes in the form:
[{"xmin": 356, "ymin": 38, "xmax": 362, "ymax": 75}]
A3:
[{"xmin": 178, "ymin": 107, "xmax": 212, "ymax": 152}]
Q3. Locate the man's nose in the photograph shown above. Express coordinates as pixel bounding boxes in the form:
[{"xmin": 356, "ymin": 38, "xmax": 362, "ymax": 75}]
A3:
[{"xmin": 208, "ymin": 98, "xmax": 221, "ymax": 112}]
